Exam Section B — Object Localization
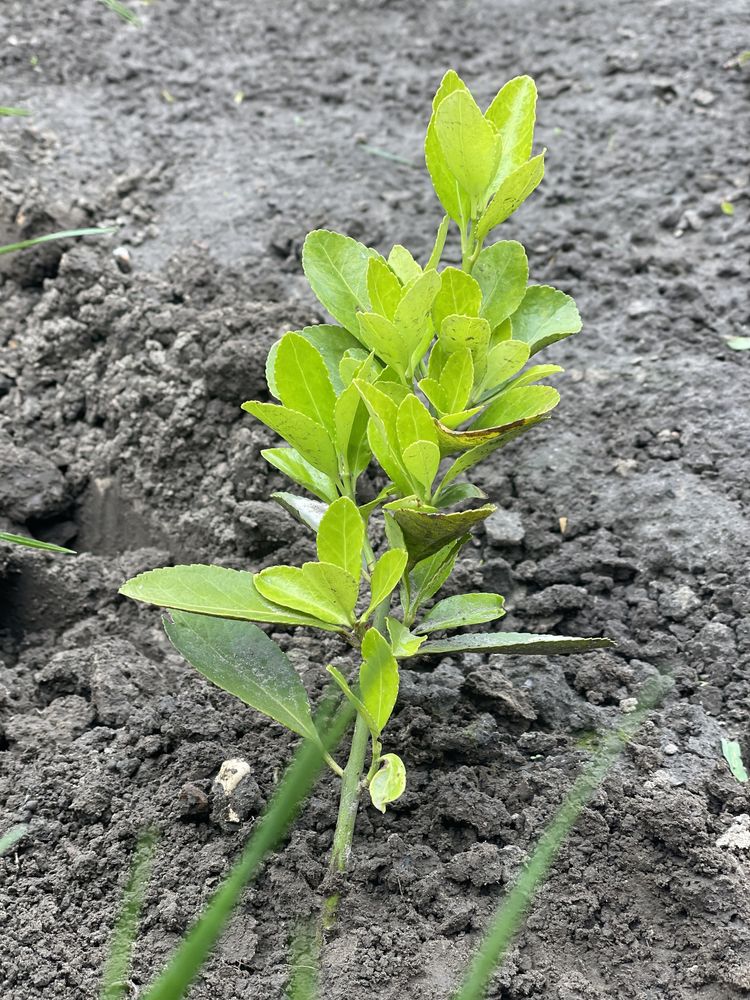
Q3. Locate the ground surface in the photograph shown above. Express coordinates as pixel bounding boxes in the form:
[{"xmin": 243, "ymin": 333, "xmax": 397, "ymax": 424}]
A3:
[{"xmin": 1, "ymin": 1, "xmax": 749, "ymax": 997}]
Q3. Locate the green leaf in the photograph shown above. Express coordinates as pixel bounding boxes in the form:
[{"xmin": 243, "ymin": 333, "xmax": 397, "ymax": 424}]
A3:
[
  {"xmin": 440, "ymin": 348, "xmax": 476, "ymax": 414},
  {"xmin": 0, "ymin": 823, "xmax": 29, "ymax": 856},
  {"xmin": 119, "ymin": 565, "xmax": 341, "ymax": 631},
  {"xmin": 367, "ymin": 257, "xmax": 402, "ymax": 321},
  {"xmin": 255, "ymin": 563, "xmax": 358, "ymax": 627},
  {"xmin": 0, "ymin": 531, "xmax": 75, "ymax": 553},
  {"xmin": 439, "ymin": 315, "xmax": 491, "ymax": 385},
  {"xmin": 326, "ymin": 665, "xmax": 378, "ymax": 734},
  {"xmin": 357, "ymin": 312, "xmax": 411, "ymax": 378},
  {"xmin": 509, "ymin": 285, "xmax": 582, "ymax": 355},
  {"xmin": 433, "ymin": 89, "xmax": 501, "ymax": 203},
  {"xmin": 402, "ymin": 440, "xmax": 441, "ymax": 494},
  {"xmin": 369, "ymin": 753, "xmax": 406, "ymax": 813},
  {"xmin": 272, "ymin": 492, "xmax": 328, "ymax": 533},
  {"xmin": 395, "ymin": 268, "xmax": 442, "ymax": 366},
  {"xmin": 721, "ymin": 739, "xmax": 748, "ymax": 782},
  {"xmin": 0, "ymin": 107, "xmax": 31, "ymax": 117},
  {"xmin": 473, "ymin": 385, "xmax": 559, "ymax": 431},
  {"xmin": 503, "ymin": 363, "xmax": 564, "ymax": 392},
  {"xmin": 425, "ymin": 71, "xmax": 472, "ymax": 225},
  {"xmin": 243, "ymin": 401, "xmax": 339, "ymax": 480},
  {"xmin": 274, "ymin": 333, "xmax": 337, "ymax": 434},
  {"xmin": 355, "ymin": 380, "xmax": 413, "ymax": 495},
  {"xmin": 397, "ymin": 393, "xmax": 439, "ymax": 451},
  {"xmin": 261, "ymin": 448, "xmax": 338, "ymax": 504},
  {"xmin": 726, "ymin": 337, "xmax": 750, "ymax": 352},
  {"xmin": 164, "ymin": 612, "xmax": 317, "ymax": 740},
  {"xmin": 434, "ymin": 482, "xmax": 487, "ymax": 507},
  {"xmin": 99, "ymin": 0, "xmax": 142, "ymax": 25},
  {"xmin": 419, "ymin": 632, "xmax": 615, "ymax": 655},
  {"xmin": 334, "ymin": 383, "xmax": 371, "ymax": 479},
  {"xmin": 479, "ymin": 341, "xmax": 530, "ymax": 397},
  {"xmin": 426, "ymin": 214, "xmax": 451, "ymax": 271},
  {"xmin": 485, "ymin": 76, "xmax": 538, "ymax": 188},
  {"xmin": 390, "ymin": 503, "xmax": 496, "ymax": 565},
  {"xmin": 432, "ymin": 267, "xmax": 482, "ymax": 331},
  {"xmin": 415, "ymin": 593, "xmax": 505, "ymax": 634},
  {"xmin": 386, "ymin": 618, "xmax": 426, "ymax": 658},
  {"xmin": 316, "ymin": 497, "xmax": 364, "ymax": 584},
  {"xmin": 364, "ymin": 549, "xmax": 408, "ymax": 618},
  {"xmin": 267, "ymin": 325, "xmax": 362, "ymax": 397},
  {"xmin": 408, "ymin": 537, "xmax": 468, "ymax": 610},
  {"xmin": 301, "ymin": 229, "xmax": 379, "ymax": 334},
  {"xmin": 387, "ymin": 245, "xmax": 422, "ymax": 285},
  {"xmin": 475, "ymin": 153, "xmax": 546, "ymax": 243},
  {"xmin": 360, "ymin": 628, "xmax": 399, "ymax": 735},
  {"xmin": 474, "ymin": 241, "xmax": 529, "ymax": 329},
  {"xmin": 0, "ymin": 226, "xmax": 116, "ymax": 256},
  {"xmin": 435, "ymin": 410, "xmax": 549, "ymax": 458}
]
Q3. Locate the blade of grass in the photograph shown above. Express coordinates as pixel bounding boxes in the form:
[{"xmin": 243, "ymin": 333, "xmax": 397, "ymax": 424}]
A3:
[
  {"xmin": 0, "ymin": 227, "xmax": 116, "ymax": 257},
  {"xmin": 0, "ymin": 823, "xmax": 29, "ymax": 857},
  {"xmin": 0, "ymin": 107, "xmax": 31, "ymax": 117},
  {"xmin": 287, "ymin": 919, "xmax": 321, "ymax": 1000},
  {"xmin": 721, "ymin": 738, "xmax": 748, "ymax": 782},
  {"xmin": 98, "ymin": 0, "xmax": 142, "ymax": 26},
  {"xmin": 101, "ymin": 830, "xmax": 158, "ymax": 1000},
  {"xmin": 453, "ymin": 675, "xmax": 672, "ymax": 1000},
  {"xmin": 142, "ymin": 698, "xmax": 353, "ymax": 1000},
  {"xmin": 0, "ymin": 531, "xmax": 76, "ymax": 554}
]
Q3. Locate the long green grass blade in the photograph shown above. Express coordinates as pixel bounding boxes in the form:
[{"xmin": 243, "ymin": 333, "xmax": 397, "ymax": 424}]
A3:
[
  {"xmin": 287, "ymin": 920, "xmax": 321, "ymax": 1000},
  {"xmin": 0, "ymin": 107, "xmax": 31, "ymax": 117},
  {"xmin": 0, "ymin": 227, "xmax": 116, "ymax": 257},
  {"xmin": 453, "ymin": 675, "xmax": 671, "ymax": 1000},
  {"xmin": 143, "ymin": 700, "xmax": 353, "ymax": 1000},
  {"xmin": 101, "ymin": 831, "xmax": 158, "ymax": 1000},
  {"xmin": 0, "ymin": 531, "xmax": 75, "ymax": 554},
  {"xmin": 98, "ymin": 0, "xmax": 142, "ymax": 26},
  {"xmin": 0, "ymin": 823, "xmax": 29, "ymax": 856}
]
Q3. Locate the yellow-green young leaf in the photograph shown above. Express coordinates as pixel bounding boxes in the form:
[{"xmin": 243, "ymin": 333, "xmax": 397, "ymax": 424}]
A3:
[
  {"xmin": 414, "ymin": 593, "xmax": 506, "ymax": 634},
  {"xmin": 439, "ymin": 348, "xmax": 474, "ymax": 413},
  {"xmin": 243, "ymin": 401, "xmax": 339, "ymax": 480},
  {"xmin": 485, "ymin": 75, "xmax": 538, "ymax": 188},
  {"xmin": 425, "ymin": 71, "xmax": 472, "ymax": 225},
  {"xmin": 316, "ymin": 496, "xmax": 365, "ymax": 584},
  {"xmin": 397, "ymin": 393, "xmax": 439, "ymax": 451},
  {"xmin": 326, "ymin": 665, "xmax": 377, "ymax": 734},
  {"xmin": 386, "ymin": 618, "xmax": 426, "ymax": 658},
  {"xmin": 402, "ymin": 440, "xmax": 441, "ymax": 495},
  {"xmin": 432, "ymin": 267, "xmax": 482, "ymax": 331},
  {"xmin": 479, "ymin": 341, "xmax": 530, "ymax": 396},
  {"xmin": 418, "ymin": 632, "xmax": 615, "ymax": 656},
  {"xmin": 394, "ymin": 269, "xmax": 441, "ymax": 361},
  {"xmin": 474, "ymin": 241, "xmax": 529, "ymax": 329},
  {"xmin": 355, "ymin": 380, "xmax": 401, "ymax": 453},
  {"xmin": 255, "ymin": 562, "xmax": 358, "ymax": 627},
  {"xmin": 266, "ymin": 325, "xmax": 362, "ymax": 397},
  {"xmin": 509, "ymin": 285, "xmax": 582, "ymax": 355},
  {"xmin": 437, "ymin": 406, "xmax": 482, "ymax": 430},
  {"xmin": 272, "ymin": 492, "xmax": 328, "ymax": 533},
  {"xmin": 387, "ymin": 245, "xmax": 422, "ymax": 285},
  {"xmin": 503, "ymin": 363, "xmax": 564, "ymax": 392},
  {"xmin": 369, "ymin": 753, "xmax": 406, "ymax": 813},
  {"xmin": 434, "ymin": 89, "xmax": 502, "ymax": 205},
  {"xmin": 367, "ymin": 422, "xmax": 414, "ymax": 498},
  {"xmin": 358, "ymin": 312, "xmax": 411, "ymax": 378},
  {"xmin": 426, "ymin": 214, "xmax": 451, "ymax": 271},
  {"xmin": 475, "ymin": 153, "xmax": 546, "ymax": 243},
  {"xmin": 274, "ymin": 333, "xmax": 337, "ymax": 434},
  {"xmin": 418, "ymin": 376, "xmax": 448, "ymax": 413},
  {"xmin": 439, "ymin": 315, "xmax": 491, "ymax": 385},
  {"xmin": 164, "ymin": 612, "xmax": 317, "ymax": 739},
  {"xmin": 435, "ymin": 412, "xmax": 548, "ymax": 457},
  {"xmin": 119, "ymin": 564, "xmax": 341, "ymax": 631},
  {"xmin": 339, "ymin": 349, "xmax": 379, "ymax": 388},
  {"xmin": 334, "ymin": 383, "xmax": 371, "ymax": 478},
  {"xmin": 365, "ymin": 549, "xmax": 408, "ymax": 618},
  {"xmin": 473, "ymin": 384, "xmax": 560, "ymax": 431},
  {"xmin": 301, "ymin": 229, "xmax": 380, "ymax": 335},
  {"xmin": 390, "ymin": 503, "xmax": 496, "ymax": 565},
  {"xmin": 367, "ymin": 257, "xmax": 402, "ymax": 321},
  {"xmin": 261, "ymin": 448, "xmax": 338, "ymax": 504},
  {"xmin": 359, "ymin": 629, "xmax": 399, "ymax": 734}
]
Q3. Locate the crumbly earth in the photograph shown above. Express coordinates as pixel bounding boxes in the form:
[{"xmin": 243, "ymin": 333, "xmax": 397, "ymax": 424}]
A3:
[{"xmin": 1, "ymin": 1, "xmax": 749, "ymax": 998}]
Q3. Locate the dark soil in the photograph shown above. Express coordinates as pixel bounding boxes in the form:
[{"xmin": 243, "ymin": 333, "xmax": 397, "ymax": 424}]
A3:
[{"xmin": 1, "ymin": 1, "xmax": 749, "ymax": 997}]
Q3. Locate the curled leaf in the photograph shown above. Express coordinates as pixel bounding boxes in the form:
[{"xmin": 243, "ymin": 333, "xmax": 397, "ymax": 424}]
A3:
[{"xmin": 369, "ymin": 753, "xmax": 407, "ymax": 813}]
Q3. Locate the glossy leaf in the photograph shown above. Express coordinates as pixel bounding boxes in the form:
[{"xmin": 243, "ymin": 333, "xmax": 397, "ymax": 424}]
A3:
[
  {"xmin": 721, "ymin": 739, "xmax": 749, "ymax": 783},
  {"xmin": 119, "ymin": 565, "xmax": 340, "ymax": 631},
  {"xmin": 367, "ymin": 257, "xmax": 402, "ymax": 321},
  {"xmin": 473, "ymin": 384, "xmax": 560, "ymax": 431},
  {"xmin": 261, "ymin": 448, "xmax": 338, "ymax": 504},
  {"xmin": 426, "ymin": 214, "xmax": 450, "ymax": 270},
  {"xmin": 408, "ymin": 537, "xmax": 468, "ymax": 610},
  {"xmin": 302, "ymin": 229, "xmax": 379, "ymax": 334},
  {"xmin": 440, "ymin": 315, "xmax": 491, "ymax": 384},
  {"xmin": 326, "ymin": 665, "xmax": 378, "ymax": 735},
  {"xmin": 509, "ymin": 285, "xmax": 582, "ymax": 355},
  {"xmin": 435, "ymin": 407, "xmax": 550, "ymax": 456},
  {"xmin": 359, "ymin": 628, "xmax": 399, "ymax": 735},
  {"xmin": 334, "ymin": 383, "xmax": 371, "ymax": 478},
  {"xmin": 267, "ymin": 325, "xmax": 362, "ymax": 398},
  {"xmin": 387, "ymin": 244, "xmax": 422, "ymax": 285},
  {"xmin": 243, "ymin": 401, "xmax": 339, "ymax": 480},
  {"xmin": 369, "ymin": 753, "xmax": 406, "ymax": 813},
  {"xmin": 415, "ymin": 593, "xmax": 506, "ymax": 634},
  {"xmin": 503, "ymin": 363, "xmax": 564, "ymax": 392},
  {"xmin": 402, "ymin": 440, "xmax": 440, "ymax": 494},
  {"xmin": 419, "ymin": 632, "xmax": 616, "ymax": 655},
  {"xmin": 364, "ymin": 548, "xmax": 409, "ymax": 618},
  {"xmin": 316, "ymin": 496, "xmax": 364, "ymax": 584},
  {"xmin": 164, "ymin": 612, "xmax": 317, "ymax": 739},
  {"xmin": 386, "ymin": 618, "xmax": 426, "ymax": 658},
  {"xmin": 425, "ymin": 71, "xmax": 472, "ymax": 225},
  {"xmin": 485, "ymin": 76, "xmax": 538, "ymax": 188},
  {"xmin": 0, "ymin": 532, "xmax": 75, "ymax": 554},
  {"xmin": 475, "ymin": 153, "xmax": 545, "ymax": 242},
  {"xmin": 479, "ymin": 340, "xmax": 530, "ymax": 396},
  {"xmin": 396, "ymin": 269, "xmax": 441, "ymax": 366},
  {"xmin": 255, "ymin": 563, "xmax": 358, "ymax": 627},
  {"xmin": 437, "ymin": 422, "xmax": 545, "ymax": 491},
  {"xmin": 357, "ymin": 312, "xmax": 410, "ymax": 377},
  {"xmin": 432, "ymin": 267, "xmax": 482, "ymax": 330},
  {"xmin": 397, "ymin": 393, "xmax": 439, "ymax": 451},
  {"xmin": 433, "ymin": 89, "xmax": 501, "ymax": 202},
  {"xmin": 274, "ymin": 333, "xmax": 337, "ymax": 434},
  {"xmin": 474, "ymin": 241, "xmax": 529, "ymax": 329},
  {"xmin": 271, "ymin": 492, "xmax": 328, "ymax": 533},
  {"xmin": 390, "ymin": 503, "xmax": 496, "ymax": 565}
]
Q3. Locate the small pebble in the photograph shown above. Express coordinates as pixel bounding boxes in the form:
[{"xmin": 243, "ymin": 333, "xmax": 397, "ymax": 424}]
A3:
[
  {"xmin": 619, "ymin": 697, "xmax": 638, "ymax": 714},
  {"xmin": 663, "ymin": 742, "xmax": 678, "ymax": 755}
]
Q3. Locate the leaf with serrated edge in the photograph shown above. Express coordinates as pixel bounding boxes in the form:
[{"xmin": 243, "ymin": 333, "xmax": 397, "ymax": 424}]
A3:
[
  {"xmin": 359, "ymin": 629, "xmax": 399, "ymax": 734},
  {"xmin": 475, "ymin": 153, "xmax": 545, "ymax": 242},
  {"xmin": 435, "ymin": 410, "xmax": 549, "ymax": 457},
  {"xmin": 267, "ymin": 325, "xmax": 362, "ymax": 398},
  {"xmin": 509, "ymin": 285, "xmax": 582, "ymax": 356},
  {"xmin": 369, "ymin": 753, "xmax": 406, "ymax": 813},
  {"xmin": 243, "ymin": 401, "xmax": 339, "ymax": 480},
  {"xmin": 261, "ymin": 448, "xmax": 338, "ymax": 504},
  {"xmin": 357, "ymin": 312, "xmax": 410, "ymax": 377},
  {"xmin": 364, "ymin": 549, "xmax": 408, "ymax": 619},
  {"xmin": 367, "ymin": 257, "xmax": 402, "ymax": 321},
  {"xmin": 316, "ymin": 496, "xmax": 365, "ymax": 584},
  {"xmin": 419, "ymin": 632, "xmax": 615, "ymax": 655},
  {"xmin": 386, "ymin": 618, "xmax": 426, "ymax": 658},
  {"xmin": 485, "ymin": 76, "xmax": 538, "ymax": 189},
  {"xmin": 479, "ymin": 341, "xmax": 530, "ymax": 397},
  {"xmin": 274, "ymin": 333, "xmax": 337, "ymax": 433},
  {"xmin": 425, "ymin": 71, "xmax": 472, "ymax": 225},
  {"xmin": 474, "ymin": 241, "xmax": 529, "ymax": 329},
  {"xmin": 434, "ymin": 90, "xmax": 501, "ymax": 203},
  {"xmin": 302, "ymin": 230, "xmax": 380, "ymax": 335},
  {"xmin": 440, "ymin": 315, "xmax": 491, "ymax": 385},
  {"xmin": 397, "ymin": 394, "xmax": 439, "ymax": 451},
  {"xmin": 402, "ymin": 440, "xmax": 441, "ymax": 494},
  {"xmin": 473, "ymin": 385, "xmax": 559, "ymax": 431},
  {"xmin": 119, "ymin": 565, "xmax": 340, "ymax": 631},
  {"xmin": 255, "ymin": 563, "xmax": 358, "ymax": 627},
  {"xmin": 387, "ymin": 245, "xmax": 422, "ymax": 285},
  {"xmin": 272, "ymin": 492, "xmax": 328, "ymax": 533},
  {"xmin": 432, "ymin": 267, "xmax": 482, "ymax": 331},
  {"xmin": 390, "ymin": 504, "xmax": 496, "ymax": 565},
  {"xmin": 415, "ymin": 593, "xmax": 505, "ymax": 634},
  {"xmin": 164, "ymin": 612, "xmax": 316, "ymax": 739}
]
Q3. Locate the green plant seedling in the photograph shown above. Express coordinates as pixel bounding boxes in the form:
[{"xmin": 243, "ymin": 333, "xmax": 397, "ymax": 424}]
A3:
[
  {"xmin": 120, "ymin": 71, "xmax": 613, "ymax": 917},
  {"xmin": 721, "ymin": 738, "xmax": 748, "ymax": 783},
  {"xmin": 0, "ymin": 823, "xmax": 29, "ymax": 857},
  {"xmin": 0, "ymin": 531, "xmax": 75, "ymax": 553}
]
